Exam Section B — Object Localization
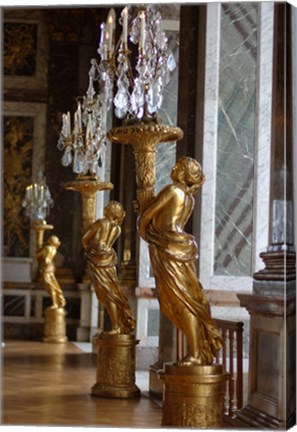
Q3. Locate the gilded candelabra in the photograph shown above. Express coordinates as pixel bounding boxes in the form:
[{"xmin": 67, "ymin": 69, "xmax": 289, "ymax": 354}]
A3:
[
  {"xmin": 23, "ymin": 176, "xmax": 68, "ymax": 343},
  {"xmin": 82, "ymin": 201, "xmax": 140, "ymax": 398},
  {"xmin": 60, "ymin": 4, "xmax": 228, "ymax": 421},
  {"xmin": 97, "ymin": 5, "xmax": 227, "ymax": 425},
  {"xmin": 138, "ymin": 157, "xmax": 229, "ymax": 427},
  {"xmin": 58, "ymin": 53, "xmax": 113, "ymax": 234}
]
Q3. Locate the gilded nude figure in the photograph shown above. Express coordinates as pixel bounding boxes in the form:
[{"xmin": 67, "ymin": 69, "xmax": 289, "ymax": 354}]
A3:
[
  {"xmin": 138, "ymin": 156, "xmax": 222, "ymax": 365},
  {"xmin": 37, "ymin": 235, "xmax": 66, "ymax": 309},
  {"xmin": 82, "ymin": 201, "xmax": 136, "ymax": 335}
]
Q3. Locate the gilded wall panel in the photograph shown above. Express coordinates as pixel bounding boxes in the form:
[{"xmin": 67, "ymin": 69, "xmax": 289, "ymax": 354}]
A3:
[
  {"xmin": 3, "ymin": 10, "xmax": 48, "ymax": 90},
  {"xmin": 3, "ymin": 102, "xmax": 47, "ymax": 262}
]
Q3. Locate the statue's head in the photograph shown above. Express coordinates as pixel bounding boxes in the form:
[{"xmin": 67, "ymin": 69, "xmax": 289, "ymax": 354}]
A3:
[
  {"xmin": 48, "ymin": 235, "xmax": 61, "ymax": 248},
  {"xmin": 171, "ymin": 156, "xmax": 205, "ymax": 193},
  {"xmin": 104, "ymin": 201, "xmax": 126, "ymax": 224}
]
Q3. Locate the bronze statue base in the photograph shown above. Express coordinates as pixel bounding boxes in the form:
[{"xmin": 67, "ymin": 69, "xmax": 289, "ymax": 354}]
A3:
[
  {"xmin": 43, "ymin": 307, "xmax": 68, "ymax": 343},
  {"xmin": 159, "ymin": 363, "xmax": 229, "ymax": 428},
  {"xmin": 91, "ymin": 333, "xmax": 140, "ymax": 399}
]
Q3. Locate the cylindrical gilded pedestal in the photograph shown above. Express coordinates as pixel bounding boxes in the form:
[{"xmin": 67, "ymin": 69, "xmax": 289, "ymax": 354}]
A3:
[
  {"xmin": 43, "ymin": 307, "xmax": 68, "ymax": 343},
  {"xmin": 92, "ymin": 333, "xmax": 140, "ymax": 399},
  {"xmin": 160, "ymin": 363, "xmax": 229, "ymax": 428}
]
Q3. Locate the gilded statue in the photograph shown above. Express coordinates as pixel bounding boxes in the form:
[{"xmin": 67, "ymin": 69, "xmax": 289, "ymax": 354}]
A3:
[
  {"xmin": 82, "ymin": 201, "xmax": 136, "ymax": 335},
  {"xmin": 138, "ymin": 156, "xmax": 223, "ymax": 365},
  {"xmin": 36, "ymin": 235, "xmax": 66, "ymax": 309}
]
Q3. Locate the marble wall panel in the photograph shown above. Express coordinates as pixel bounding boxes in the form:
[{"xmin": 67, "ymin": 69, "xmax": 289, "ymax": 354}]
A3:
[
  {"xmin": 214, "ymin": 2, "xmax": 258, "ymax": 277},
  {"xmin": 253, "ymin": 2, "xmax": 274, "ymax": 269},
  {"xmin": 200, "ymin": 3, "xmax": 223, "ymax": 290},
  {"xmin": 200, "ymin": 3, "xmax": 273, "ymax": 292}
]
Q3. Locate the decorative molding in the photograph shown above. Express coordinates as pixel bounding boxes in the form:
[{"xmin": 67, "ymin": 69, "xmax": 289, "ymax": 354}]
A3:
[{"xmin": 3, "ymin": 12, "xmax": 49, "ymax": 90}]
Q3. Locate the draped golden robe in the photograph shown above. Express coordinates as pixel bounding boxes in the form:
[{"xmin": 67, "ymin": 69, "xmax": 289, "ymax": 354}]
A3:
[
  {"xmin": 146, "ymin": 225, "xmax": 222, "ymax": 364},
  {"xmin": 86, "ymin": 246, "xmax": 135, "ymax": 334}
]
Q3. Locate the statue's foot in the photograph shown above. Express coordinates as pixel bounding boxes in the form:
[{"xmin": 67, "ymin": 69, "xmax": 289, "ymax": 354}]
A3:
[{"xmin": 177, "ymin": 354, "xmax": 203, "ymax": 366}]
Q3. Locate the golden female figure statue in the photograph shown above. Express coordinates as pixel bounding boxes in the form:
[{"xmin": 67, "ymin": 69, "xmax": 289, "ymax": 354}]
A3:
[
  {"xmin": 37, "ymin": 235, "xmax": 66, "ymax": 309},
  {"xmin": 138, "ymin": 156, "xmax": 222, "ymax": 365},
  {"xmin": 82, "ymin": 201, "xmax": 136, "ymax": 335}
]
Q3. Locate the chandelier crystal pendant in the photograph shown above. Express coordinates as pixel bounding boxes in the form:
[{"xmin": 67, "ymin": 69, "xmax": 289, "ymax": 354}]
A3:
[
  {"xmin": 57, "ymin": 71, "xmax": 107, "ymax": 176},
  {"xmin": 22, "ymin": 172, "xmax": 54, "ymax": 222},
  {"xmin": 93, "ymin": 5, "xmax": 176, "ymax": 122}
]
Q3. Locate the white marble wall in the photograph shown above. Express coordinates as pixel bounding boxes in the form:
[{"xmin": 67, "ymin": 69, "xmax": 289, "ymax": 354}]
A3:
[
  {"xmin": 200, "ymin": 3, "xmax": 274, "ymax": 293},
  {"xmin": 253, "ymin": 3, "xmax": 274, "ymax": 268},
  {"xmin": 200, "ymin": 3, "xmax": 222, "ymax": 291}
]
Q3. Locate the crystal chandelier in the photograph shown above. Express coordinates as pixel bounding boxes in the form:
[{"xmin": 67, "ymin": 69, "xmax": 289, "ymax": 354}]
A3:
[
  {"xmin": 57, "ymin": 5, "xmax": 175, "ymax": 175},
  {"xmin": 22, "ymin": 173, "xmax": 54, "ymax": 222},
  {"xmin": 57, "ymin": 75, "xmax": 106, "ymax": 175},
  {"xmin": 91, "ymin": 4, "xmax": 176, "ymax": 121}
]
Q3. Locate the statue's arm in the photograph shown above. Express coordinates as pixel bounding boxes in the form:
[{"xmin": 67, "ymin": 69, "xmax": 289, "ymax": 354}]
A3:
[
  {"xmin": 138, "ymin": 185, "xmax": 173, "ymax": 240},
  {"xmin": 82, "ymin": 219, "xmax": 102, "ymax": 250}
]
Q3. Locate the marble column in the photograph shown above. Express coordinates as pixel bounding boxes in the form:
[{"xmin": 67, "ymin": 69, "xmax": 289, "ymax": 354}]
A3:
[{"xmin": 237, "ymin": 4, "xmax": 296, "ymax": 429}]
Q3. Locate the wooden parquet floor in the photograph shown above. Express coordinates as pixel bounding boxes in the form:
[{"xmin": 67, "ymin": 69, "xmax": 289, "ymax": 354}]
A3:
[{"xmin": 1, "ymin": 340, "xmax": 162, "ymax": 428}]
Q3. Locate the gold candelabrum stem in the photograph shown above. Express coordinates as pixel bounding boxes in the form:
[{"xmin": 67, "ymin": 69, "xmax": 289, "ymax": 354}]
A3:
[
  {"xmin": 63, "ymin": 175, "xmax": 113, "ymax": 233},
  {"xmin": 32, "ymin": 220, "xmax": 54, "ymax": 251},
  {"xmin": 107, "ymin": 121, "xmax": 183, "ymax": 213}
]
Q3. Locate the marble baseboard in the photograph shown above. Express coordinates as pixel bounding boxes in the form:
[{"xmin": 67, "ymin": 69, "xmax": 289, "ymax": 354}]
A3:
[
  {"xmin": 3, "ymin": 257, "xmax": 33, "ymax": 283},
  {"xmin": 136, "ymin": 346, "xmax": 159, "ymax": 371}
]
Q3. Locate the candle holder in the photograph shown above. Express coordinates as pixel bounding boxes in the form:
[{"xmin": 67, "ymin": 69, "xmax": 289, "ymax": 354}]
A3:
[
  {"xmin": 22, "ymin": 173, "xmax": 54, "ymax": 223},
  {"xmin": 22, "ymin": 172, "xmax": 54, "ymax": 278},
  {"xmin": 57, "ymin": 80, "xmax": 106, "ymax": 176},
  {"xmin": 23, "ymin": 176, "xmax": 68, "ymax": 343},
  {"xmin": 63, "ymin": 174, "xmax": 113, "ymax": 234},
  {"xmin": 91, "ymin": 5, "xmax": 176, "ymax": 121},
  {"xmin": 107, "ymin": 120, "xmax": 183, "ymax": 213}
]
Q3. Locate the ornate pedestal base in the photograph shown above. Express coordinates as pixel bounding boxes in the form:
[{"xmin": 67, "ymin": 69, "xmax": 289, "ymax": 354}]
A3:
[
  {"xmin": 237, "ymin": 291, "xmax": 296, "ymax": 429},
  {"xmin": 43, "ymin": 307, "xmax": 68, "ymax": 343},
  {"xmin": 159, "ymin": 363, "xmax": 229, "ymax": 428},
  {"xmin": 92, "ymin": 333, "xmax": 140, "ymax": 399}
]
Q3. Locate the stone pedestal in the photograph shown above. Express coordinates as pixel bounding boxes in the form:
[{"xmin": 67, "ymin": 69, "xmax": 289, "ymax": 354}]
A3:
[
  {"xmin": 43, "ymin": 307, "xmax": 68, "ymax": 343},
  {"xmin": 159, "ymin": 363, "xmax": 229, "ymax": 428},
  {"xmin": 237, "ymin": 290, "xmax": 296, "ymax": 429},
  {"xmin": 92, "ymin": 333, "xmax": 140, "ymax": 399}
]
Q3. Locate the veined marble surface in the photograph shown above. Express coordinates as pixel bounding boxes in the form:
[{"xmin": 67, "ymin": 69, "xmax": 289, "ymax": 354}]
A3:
[
  {"xmin": 200, "ymin": 3, "xmax": 274, "ymax": 291},
  {"xmin": 214, "ymin": 2, "xmax": 258, "ymax": 277}
]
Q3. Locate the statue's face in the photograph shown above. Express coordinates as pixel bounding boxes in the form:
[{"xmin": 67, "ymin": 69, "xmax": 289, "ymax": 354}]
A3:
[
  {"xmin": 171, "ymin": 158, "xmax": 204, "ymax": 193},
  {"xmin": 171, "ymin": 161, "xmax": 184, "ymax": 183}
]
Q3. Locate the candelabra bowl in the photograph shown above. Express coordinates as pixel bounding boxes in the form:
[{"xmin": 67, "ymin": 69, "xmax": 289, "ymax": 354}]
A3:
[
  {"xmin": 107, "ymin": 121, "xmax": 183, "ymax": 213},
  {"xmin": 63, "ymin": 175, "xmax": 113, "ymax": 233}
]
